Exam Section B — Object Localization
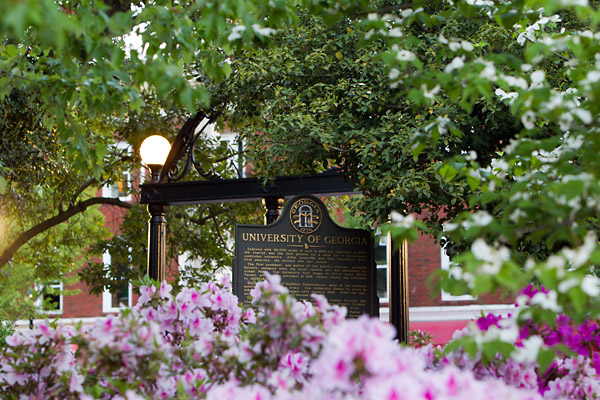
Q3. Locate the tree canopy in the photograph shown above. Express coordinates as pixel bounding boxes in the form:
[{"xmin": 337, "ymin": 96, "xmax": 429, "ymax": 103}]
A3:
[
  {"xmin": 215, "ymin": 8, "xmax": 522, "ymax": 228},
  {"xmin": 214, "ymin": 0, "xmax": 600, "ymax": 364},
  {"xmin": 3, "ymin": 0, "xmax": 600, "ymax": 367}
]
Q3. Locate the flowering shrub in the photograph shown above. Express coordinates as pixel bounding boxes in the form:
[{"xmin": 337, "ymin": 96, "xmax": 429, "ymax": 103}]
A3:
[
  {"xmin": 1, "ymin": 275, "xmax": 544, "ymax": 399},
  {"xmin": 424, "ymin": 285, "xmax": 600, "ymax": 399},
  {"xmin": 409, "ymin": 329, "xmax": 434, "ymax": 348}
]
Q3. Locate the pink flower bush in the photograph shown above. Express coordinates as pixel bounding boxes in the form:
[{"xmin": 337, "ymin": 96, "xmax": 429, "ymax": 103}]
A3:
[
  {"xmin": 0, "ymin": 275, "xmax": 546, "ymax": 399},
  {"xmin": 424, "ymin": 284, "xmax": 600, "ymax": 399}
]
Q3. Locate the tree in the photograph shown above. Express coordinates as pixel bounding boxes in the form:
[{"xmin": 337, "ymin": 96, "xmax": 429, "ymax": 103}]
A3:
[
  {"xmin": 0, "ymin": 88, "xmax": 262, "ymax": 316},
  {"xmin": 214, "ymin": 7, "xmax": 521, "ymax": 229},
  {"xmin": 0, "ymin": 88, "xmax": 123, "ymax": 319},
  {"xmin": 213, "ymin": 0, "xmax": 600, "ymax": 365},
  {"xmin": 0, "ymin": 0, "xmax": 323, "ymax": 315}
]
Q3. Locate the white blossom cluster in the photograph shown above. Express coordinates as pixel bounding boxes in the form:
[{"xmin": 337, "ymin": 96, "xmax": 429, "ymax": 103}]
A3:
[
  {"xmin": 364, "ymin": 8, "xmax": 424, "ymax": 41},
  {"xmin": 228, "ymin": 25, "xmax": 276, "ymax": 42},
  {"xmin": 514, "ymin": 15, "xmax": 561, "ymax": 46},
  {"xmin": 471, "ymin": 239, "xmax": 510, "ymax": 275}
]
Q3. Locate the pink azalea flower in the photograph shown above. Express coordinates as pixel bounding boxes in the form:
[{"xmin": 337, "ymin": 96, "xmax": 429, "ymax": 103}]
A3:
[{"xmin": 158, "ymin": 281, "xmax": 173, "ymax": 298}]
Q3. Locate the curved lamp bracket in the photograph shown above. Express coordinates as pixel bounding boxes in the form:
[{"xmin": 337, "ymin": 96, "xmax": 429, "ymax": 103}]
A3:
[{"xmin": 159, "ymin": 110, "xmax": 222, "ymax": 183}]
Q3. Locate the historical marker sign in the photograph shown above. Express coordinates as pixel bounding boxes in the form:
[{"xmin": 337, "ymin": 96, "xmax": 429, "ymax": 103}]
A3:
[{"xmin": 234, "ymin": 195, "xmax": 377, "ymax": 318}]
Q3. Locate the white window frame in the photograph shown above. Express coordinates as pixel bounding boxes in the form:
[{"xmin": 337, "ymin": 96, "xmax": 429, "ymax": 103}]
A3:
[
  {"xmin": 441, "ymin": 247, "xmax": 475, "ymax": 301},
  {"xmin": 375, "ymin": 234, "xmax": 390, "ymax": 304},
  {"xmin": 102, "ymin": 141, "xmax": 133, "ymax": 201},
  {"xmin": 34, "ymin": 281, "xmax": 63, "ymax": 314},
  {"xmin": 205, "ymin": 125, "xmax": 245, "ymax": 178},
  {"xmin": 102, "ymin": 252, "xmax": 133, "ymax": 313}
]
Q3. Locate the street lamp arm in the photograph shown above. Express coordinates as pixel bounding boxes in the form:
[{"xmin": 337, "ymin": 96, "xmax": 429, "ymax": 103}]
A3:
[
  {"xmin": 160, "ymin": 109, "xmax": 222, "ymax": 183},
  {"xmin": 0, "ymin": 197, "xmax": 134, "ymax": 268}
]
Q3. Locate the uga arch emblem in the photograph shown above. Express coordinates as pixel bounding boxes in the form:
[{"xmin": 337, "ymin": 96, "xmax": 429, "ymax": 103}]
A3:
[{"xmin": 289, "ymin": 198, "xmax": 322, "ymax": 234}]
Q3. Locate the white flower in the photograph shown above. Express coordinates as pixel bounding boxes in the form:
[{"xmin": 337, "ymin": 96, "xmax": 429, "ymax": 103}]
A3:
[
  {"xmin": 479, "ymin": 61, "xmax": 497, "ymax": 81},
  {"xmin": 513, "ymin": 336, "xmax": 544, "ymax": 363},
  {"xmin": 509, "ymin": 208, "xmax": 526, "ymax": 223},
  {"xmin": 252, "ymin": 24, "xmax": 276, "ymax": 36},
  {"xmin": 521, "ymin": 111, "xmax": 536, "ymax": 130},
  {"xmin": 471, "ymin": 239, "xmax": 510, "ymax": 274},
  {"xmin": 501, "ymin": 74, "xmax": 528, "ymax": 89},
  {"xmin": 463, "ymin": 211, "xmax": 493, "ymax": 228},
  {"xmin": 465, "ymin": 150, "xmax": 477, "ymax": 161},
  {"xmin": 227, "ymin": 25, "xmax": 246, "ymax": 42},
  {"xmin": 557, "ymin": 278, "xmax": 579, "ymax": 293},
  {"xmin": 490, "ymin": 158, "xmax": 509, "ymax": 173},
  {"xmin": 546, "ymin": 255, "xmax": 566, "ymax": 270},
  {"xmin": 573, "ymin": 108, "xmax": 592, "ymax": 124},
  {"xmin": 580, "ymin": 70, "xmax": 600, "ymax": 90},
  {"xmin": 391, "ymin": 212, "xmax": 415, "ymax": 228},
  {"xmin": 422, "ymin": 84, "xmax": 440, "ymax": 100},
  {"xmin": 435, "ymin": 116, "xmax": 451, "ymax": 135},
  {"xmin": 388, "ymin": 28, "xmax": 403, "ymax": 38},
  {"xmin": 530, "ymin": 70, "xmax": 545, "ymax": 86},
  {"xmin": 563, "ymin": 133, "xmax": 584, "ymax": 150},
  {"xmin": 558, "ymin": 112, "xmax": 574, "ymax": 131},
  {"xmin": 530, "ymin": 290, "xmax": 562, "ymax": 312},
  {"xmin": 444, "ymin": 56, "xmax": 464, "ymax": 73},
  {"xmin": 559, "ymin": 0, "xmax": 588, "ymax": 5},
  {"xmin": 468, "ymin": 169, "xmax": 483, "ymax": 180},
  {"xmin": 396, "ymin": 50, "xmax": 416, "ymax": 61},
  {"xmin": 443, "ymin": 222, "xmax": 458, "ymax": 231},
  {"xmin": 449, "ymin": 41, "xmax": 461, "ymax": 51},
  {"xmin": 461, "ymin": 40, "xmax": 474, "ymax": 51},
  {"xmin": 466, "ymin": 0, "xmax": 494, "ymax": 5},
  {"xmin": 582, "ymin": 275, "xmax": 600, "ymax": 297},
  {"xmin": 521, "ymin": 63, "xmax": 532, "ymax": 72},
  {"xmin": 495, "ymin": 88, "xmax": 518, "ymax": 103},
  {"xmin": 389, "ymin": 68, "xmax": 400, "ymax": 80},
  {"xmin": 401, "ymin": 8, "xmax": 415, "ymax": 18}
]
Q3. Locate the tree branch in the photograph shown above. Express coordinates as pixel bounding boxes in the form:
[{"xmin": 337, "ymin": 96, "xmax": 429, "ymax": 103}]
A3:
[
  {"xmin": 69, "ymin": 178, "xmax": 98, "ymax": 206},
  {"xmin": 213, "ymin": 216, "xmax": 233, "ymax": 255},
  {"xmin": 0, "ymin": 197, "xmax": 134, "ymax": 268},
  {"xmin": 172, "ymin": 207, "xmax": 228, "ymax": 226}
]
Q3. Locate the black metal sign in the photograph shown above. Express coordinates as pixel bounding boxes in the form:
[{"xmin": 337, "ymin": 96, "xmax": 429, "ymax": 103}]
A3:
[{"xmin": 234, "ymin": 195, "xmax": 377, "ymax": 318}]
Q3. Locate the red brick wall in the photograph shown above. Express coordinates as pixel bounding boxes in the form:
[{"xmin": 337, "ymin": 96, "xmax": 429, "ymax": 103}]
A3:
[
  {"xmin": 59, "ymin": 184, "xmax": 141, "ymax": 318},
  {"xmin": 407, "ymin": 232, "xmax": 512, "ymax": 307}
]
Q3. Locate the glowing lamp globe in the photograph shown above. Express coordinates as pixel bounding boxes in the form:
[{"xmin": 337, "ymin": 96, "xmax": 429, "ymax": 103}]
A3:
[
  {"xmin": 140, "ymin": 135, "xmax": 171, "ymax": 166},
  {"xmin": 140, "ymin": 135, "xmax": 171, "ymax": 182}
]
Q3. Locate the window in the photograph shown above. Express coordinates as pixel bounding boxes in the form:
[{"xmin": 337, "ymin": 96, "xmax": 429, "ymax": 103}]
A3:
[
  {"xmin": 102, "ymin": 141, "xmax": 132, "ymax": 201},
  {"xmin": 204, "ymin": 124, "xmax": 245, "ymax": 178},
  {"xmin": 34, "ymin": 281, "xmax": 63, "ymax": 314},
  {"xmin": 218, "ymin": 131, "xmax": 245, "ymax": 178},
  {"xmin": 102, "ymin": 252, "xmax": 132, "ymax": 312},
  {"xmin": 441, "ymin": 247, "xmax": 475, "ymax": 301},
  {"xmin": 374, "ymin": 235, "xmax": 389, "ymax": 303}
]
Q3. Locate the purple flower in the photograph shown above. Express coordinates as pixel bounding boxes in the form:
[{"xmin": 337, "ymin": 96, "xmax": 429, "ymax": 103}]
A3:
[
  {"xmin": 476, "ymin": 313, "xmax": 502, "ymax": 331},
  {"xmin": 565, "ymin": 319, "xmax": 600, "ymax": 356}
]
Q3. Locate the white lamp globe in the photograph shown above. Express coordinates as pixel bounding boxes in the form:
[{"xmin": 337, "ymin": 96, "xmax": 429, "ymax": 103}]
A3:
[{"xmin": 140, "ymin": 135, "xmax": 171, "ymax": 166}]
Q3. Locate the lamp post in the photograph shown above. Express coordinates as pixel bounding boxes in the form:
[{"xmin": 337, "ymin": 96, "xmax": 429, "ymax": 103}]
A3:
[{"xmin": 140, "ymin": 135, "xmax": 171, "ymax": 281}]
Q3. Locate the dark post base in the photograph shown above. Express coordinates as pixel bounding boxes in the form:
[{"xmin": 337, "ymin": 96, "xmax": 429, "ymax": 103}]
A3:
[
  {"xmin": 390, "ymin": 240, "xmax": 409, "ymax": 343},
  {"xmin": 147, "ymin": 204, "xmax": 167, "ymax": 281}
]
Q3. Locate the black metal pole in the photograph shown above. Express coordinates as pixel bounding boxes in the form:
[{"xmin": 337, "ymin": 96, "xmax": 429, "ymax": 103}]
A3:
[
  {"xmin": 262, "ymin": 197, "xmax": 285, "ymax": 224},
  {"xmin": 147, "ymin": 204, "xmax": 167, "ymax": 281},
  {"xmin": 390, "ymin": 239, "xmax": 409, "ymax": 343}
]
